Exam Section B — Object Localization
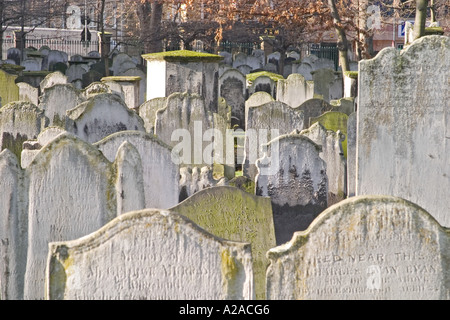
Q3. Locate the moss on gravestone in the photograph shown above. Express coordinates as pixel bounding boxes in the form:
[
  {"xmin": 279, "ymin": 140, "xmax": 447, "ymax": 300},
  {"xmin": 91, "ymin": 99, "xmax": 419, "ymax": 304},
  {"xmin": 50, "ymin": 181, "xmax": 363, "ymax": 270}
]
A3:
[
  {"xmin": 310, "ymin": 111, "xmax": 348, "ymax": 158},
  {"xmin": 142, "ymin": 50, "xmax": 224, "ymax": 63},
  {"xmin": 246, "ymin": 71, "xmax": 284, "ymax": 84}
]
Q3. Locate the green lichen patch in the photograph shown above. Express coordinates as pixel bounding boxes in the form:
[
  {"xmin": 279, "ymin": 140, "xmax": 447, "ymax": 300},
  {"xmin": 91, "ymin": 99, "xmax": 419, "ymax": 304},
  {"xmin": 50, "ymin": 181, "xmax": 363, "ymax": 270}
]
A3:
[
  {"xmin": 142, "ymin": 50, "xmax": 224, "ymax": 63},
  {"xmin": 246, "ymin": 71, "xmax": 284, "ymax": 84},
  {"xmin": 344, "ymin": 71, "xmax": 358, "ymax": 79},
  {"xmin": 425, "ymin": 27, "xmax": 444, "ymax": 35},
  {"xmin": 101, "ymin": 76, "xmax": 142, "ymax": 83}
]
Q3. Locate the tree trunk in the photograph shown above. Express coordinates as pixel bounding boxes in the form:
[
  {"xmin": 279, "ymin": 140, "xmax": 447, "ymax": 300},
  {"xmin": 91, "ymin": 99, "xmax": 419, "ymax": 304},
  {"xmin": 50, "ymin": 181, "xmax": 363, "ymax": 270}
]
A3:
[
  {"xmin": 327, "ymin": 0, "xmax": 350, "ymax": 72},
  {"xmin": 413, "ymin": 0, "xmax": 428, "ymax": 41},
  {"xmin": 148, "ymin": 2, "xmax": 163, "ymax": 53}
]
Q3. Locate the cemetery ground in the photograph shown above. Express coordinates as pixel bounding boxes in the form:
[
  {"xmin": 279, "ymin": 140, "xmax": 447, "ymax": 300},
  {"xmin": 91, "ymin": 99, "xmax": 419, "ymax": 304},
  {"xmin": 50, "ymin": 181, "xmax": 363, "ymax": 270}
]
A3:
[{"xmin": 0, "ymin": 35, "xmax": 449, "ymax": 303}]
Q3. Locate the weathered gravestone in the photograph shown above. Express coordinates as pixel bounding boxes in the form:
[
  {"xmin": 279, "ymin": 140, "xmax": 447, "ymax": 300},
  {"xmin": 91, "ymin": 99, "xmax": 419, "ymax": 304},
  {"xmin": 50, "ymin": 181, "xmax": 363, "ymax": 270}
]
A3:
[
  {"xmin": 297, "ymin": 98, "xmax": 334, "ymax": 130},
  {"xmin": 0, "ymin": 149, "xmax": 27, "ymax": 300},
  {"xmin": 46, "ymin": 209, "xmax": 254, "ymax": 300},
  {"xmin": 65, "ymin": 93, "xmax": 145, "ymax": 143},
  {"xmin": 276, "ymin": 73, "xmax": 314, "ymax": 108},
  {"xmin": 310, "ymin": 111, "xmax": 348, "ymax": 158},
  {"xmin": 101, "ymin": 76, "xmax": 141, "ymax": 110},
  {"xmin": 356, "ymin": 35, "xmax": 450, "ymax": 228},
  {"xmin": 94, "ymin": 130, "xmax": 179, "ymax": 210},
  {"xmin": 255, "ymin": 134, "xmax": 328, "ymax": 245},
  {"xmin": 17, "ymin": 82, "xmax": 39, "ymax": 106},
  {"xmin": 178, "ymin": 166, "xmax": 227, "ymax": 201},
  {"xmin": 142, "ymin": 50, "xmax": 223, "ymax": 113},
  {"xmin": 219, "ymin": 68, "xmax": 247, "ymax": 129},
  {"xmin": 0, "ymin": 69, "xmax": 19, "ymax": 105},
  {"xmin": 168, "ymin": 186, "xmax": 275, "ymax": 299},
  {"xmin": 243, "ymin": 101, "xmax": 304, "ymax": 181},
  {"xmin": 245, "ymin": 91, "xmax": 274, "ymax": 111},
  {"xmin": 154, "ymin": 92, "xmax": 222, "ymax": 167},
  {"xmin": 266, "ymin": 195, "xmax": 450, "ymax": 300},
  {"xmin": 247, "ymin": 75, "xmax": 278, "ymax": 100},
  {"xmin": 39, "ymin": 71, "xmax": 68, "ymax": 92},
  {"xmin": 347, "ymin": 112, "xmax": 357, "ymax": 197},
  {"xmin": 38, "ymin": 84, "xmax": 85, "ymax": 127},
  {"xmin": 138, "ymin": 97, "xmax": 167, "ymax": 134},
  {"xmin": 0, "ymin": 101, "xmax": 48, "ymax": 161},
  {"xmin": 301, "ymin": 122, "xmax": 346, "ymax": 206},
  {"xmin": 312, "ymin": 68, "xmax": 343, "ymax": 103},
  {"xmin": 23, "ymin": 132, "xmax": 144, "ymax": 299}
]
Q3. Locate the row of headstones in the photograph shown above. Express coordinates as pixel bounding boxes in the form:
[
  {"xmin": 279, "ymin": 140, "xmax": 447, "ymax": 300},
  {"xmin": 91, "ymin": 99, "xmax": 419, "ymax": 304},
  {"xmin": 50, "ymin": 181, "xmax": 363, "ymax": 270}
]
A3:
[
  {"xmin": 4, "ymin": 47, "xmax": 146, "ymax": 106},
  {"xmin": 2, "ymin": 134, "xmax": 448, "ymax": 300},
  {"xmin": 218, "ymin": 68, "xmax": 345, "ymax": 129},
  {"xmin": 219, "ymin": 50, "xmax": 347, "ymax": 79},
  {"xmin": 31, "ymin": 188, "xmax": 450, "ymax": 299}
]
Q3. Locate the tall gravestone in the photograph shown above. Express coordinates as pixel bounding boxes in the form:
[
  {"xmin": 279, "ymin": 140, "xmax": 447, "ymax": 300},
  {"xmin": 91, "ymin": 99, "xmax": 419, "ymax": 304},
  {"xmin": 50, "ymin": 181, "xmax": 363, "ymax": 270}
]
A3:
[
  {"xmin": 154, "ymin": 92, "xmax": 218, "ymax": 167},
  {"xmin": 23, "ymin": 133, "xmax": 118, "ymax": 299},
  {"xmin": 256, "ymin": 133, "xmax": 328, "ymax": 245},
  {"xmin": 46, "ymin": 209, "xmax": 254, "ymax": 300},
  {"xmin": 0, "ymin": 150, "xmax": 26, "ymax": 300},
  {"xmin": 276, "ymin": 73, "xmax": 314, "ymax": 108},
  {"xmin": 142, "ymin": 50, "xmax": 223, "ymax": 113},
  {"xmin": 266, "ymin": 195, "xmax": 450, "ymax": 300},
  {"xmin": 301, "ymin": 122, "xmax": 346, "ymax": 206},
  {"xmin": 219, "ymin": 69, "xmax": 247, "ymax": 129},
  {"xmin": 243, "ymin": 101, "xmax": 305, "ymax": 181},
  {"xmin": 168, "ymin": 186, "xmax": 275, "ymax": 299},
  {"xmin": 94, "ymin": 131, "xmax": 179, "ymax": 210},
  {"xmin": 0, "ymin": 69, "xmax": 19, "ymax": 106},
  {"xmin": 356, "ymin": 35, "xmax": 450, "ymax": 228}
]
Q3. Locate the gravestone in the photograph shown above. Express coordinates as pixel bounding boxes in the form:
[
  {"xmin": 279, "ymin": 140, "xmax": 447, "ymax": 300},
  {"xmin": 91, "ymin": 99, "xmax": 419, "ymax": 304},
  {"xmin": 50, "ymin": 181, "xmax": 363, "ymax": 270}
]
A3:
[
  {"xmin": 310, "ymin": 111, "xmax": 348, "ymax": 158},
  {"xmin": 38, "ymin": 84, "xmax": 85, "ymax": 127},
  {"xmin": 219, "ymin": 69, "xmax": 246, "ymax": 129},
  {"xmin": 312, "ymin": 68, "xmax": 343, "ymax": 103},
  {"xmin": 23, "ymin": 133, "xmax": 118, "ymax": 300},
  {"xmin": 120, "ymin": 67, "xmax": 147, "ymax": 107},
  {"xmin": 247, "ymin": 75, "xmax": 277, "ymax": 99},
  {"xmin": 245, "ymin": 91, "xmax": 274, "ymax": 111},
  {"xmin": 138, "ymin": 97, "xmax": 167, "ymax": 134},
  {"xmin": 142, "ymin": 50, "xmax": 223, "ymax": 113},
  {"xmin": 94, "ymin": 130, "xmax": 179, "ymax": 210},
  {"xmin": 347, "ymin": 112, "xmax": 357, "ymax": 197},
  {"xmin": 46, "ymin": 209, "xmax": 254, "ymax": 300},
  {"xmin": 39, "ymin": 71, "xmax": 68, "ymax": 92},
  {"xmin": 256, "ymin": 133, "xmax": 328, "ymax": 245},
  {"xmin": 0, "ymin": 149, "xmax": 26, "ymax": 300},
  {"xmin": 21, "ymin": 59, "xmax": 41, "ymax": 72},
  {"xmin": 168, "ymin": 186, "xmax": 274, "ymax": 299},
  {"xmin": 330, "ymin": 97, "xmax": 355, "ymax": 116},
  {"xmin": 297, "ymin": 98, "xmax": 334, "ymax": 129},
  {"xmin": 244, "ymin": 101, "xmax": 305, "ymax": 180},
  {"xmin": 266, "ymin": 195, "xmax": 450, "ymax": 300},
  {"xmin": 65, "ymin": 93, "xmax": 145, "ymax": 143},
  {"xmin": 0, "ymin": 69, "xmax": 19, "ymax": 105},
  {"xmin": 356, "ymin": 35, "xmax": 450, "ymax": 228},
  {"xmin": 233, "ymin": 52, "xmax": 248, "ymax": 69},
  {"xmin": 277, "ymin": 73, "xmax": 314, "ymax": 108},
  {"xmin": 111, "ymin": 53, "xmax": 136, "ymax": 76},
  {"xmin": 66, "ymin": 63, "xmax": 89, "ymax": 83},
  {"xmin": 178, "ymin": 166, "xmax": 227, "ymax": 201},
  {"xmin": 101, "ymin": 76, "xmax": 141, "ymax": 110},
  {"xmin": 219, "ymin": 51, "xmax": 232, "ymax": 65},
  {"xmin": 0, "ymin": 101, "xmax": 48, "ymax": 161},
  {"xmin": 154, "ymin": 92, "xmax": 216, "ymax": 167},
  {"xmin": 7, "ymin": 48, "xmax": 21, "ymax": 65},
  {"xmin": 20, "ymin": 126, "xmax": 67, "ymax": 168},
  {"xmin": 17, "ymin": 82, "xmax": 39, "ymax": 106},
  {"xmin": 301, "ymin": 122, "xmax": 346, "ymax": 205}
]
